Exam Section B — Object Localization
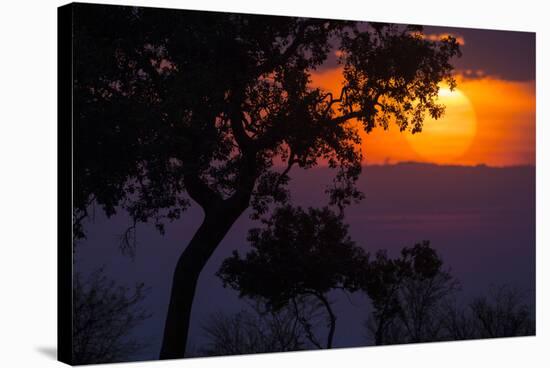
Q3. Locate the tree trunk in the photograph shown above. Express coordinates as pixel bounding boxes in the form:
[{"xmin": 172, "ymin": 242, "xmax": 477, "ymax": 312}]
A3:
[
  {"xmin": 159, "ymin": 203, "xmax": 245, "ymax": 359},
  {"xmin": 316, "ymin": 294, "xmax": 336, "ymax": 349}
]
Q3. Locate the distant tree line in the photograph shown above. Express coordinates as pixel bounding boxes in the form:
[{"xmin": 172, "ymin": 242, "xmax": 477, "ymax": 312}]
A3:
[{"xmin": 201, "ymin": 205, "xmax": 534, "ymax": 355}]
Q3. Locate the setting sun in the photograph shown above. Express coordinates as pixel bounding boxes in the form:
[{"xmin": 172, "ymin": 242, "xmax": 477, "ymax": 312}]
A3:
[{"xmin": 405, "ymin": 88, "xmax": 477, "ymax": 163}]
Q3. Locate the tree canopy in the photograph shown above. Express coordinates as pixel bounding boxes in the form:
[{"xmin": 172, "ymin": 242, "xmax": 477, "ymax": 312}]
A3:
[
  {"xmin": 218, "ymin": 206, "xmax": 366, "ymax": 308},
  {"xmin": 218, "ymin": 205, "xmax": 367, "ymax": 348},
  {"xmin": 363, "ymin": 241, "xmax": 459, "ymax": 345},
  {"xmin": 73, "ymin": 5, "xmax": 460, "ymax": 239}
]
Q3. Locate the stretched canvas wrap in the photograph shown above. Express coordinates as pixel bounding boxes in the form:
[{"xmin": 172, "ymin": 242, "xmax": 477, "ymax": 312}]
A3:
[{"xmin": 58, "ymin": 2, "xmax": 536, "ymax": 365}]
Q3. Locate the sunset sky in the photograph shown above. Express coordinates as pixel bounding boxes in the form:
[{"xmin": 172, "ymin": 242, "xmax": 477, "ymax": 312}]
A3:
[
  {"xmin": 71, "ymin": 8, "xmax": 537, "ymax": 362},
  {"xmin": 311, "ymin": 26, "xmax": 535, "ymax": 167}
]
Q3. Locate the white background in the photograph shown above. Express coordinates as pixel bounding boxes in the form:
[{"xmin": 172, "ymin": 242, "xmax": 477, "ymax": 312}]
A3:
[{"xmin": 0, "ymin": 0, "xmax": 547, "ymax": 366}]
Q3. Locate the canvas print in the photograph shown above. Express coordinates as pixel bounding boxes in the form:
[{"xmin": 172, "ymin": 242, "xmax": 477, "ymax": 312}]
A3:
[{"xmin": 58, "ymin": 2, "xmax": 536, "ymax": 365}]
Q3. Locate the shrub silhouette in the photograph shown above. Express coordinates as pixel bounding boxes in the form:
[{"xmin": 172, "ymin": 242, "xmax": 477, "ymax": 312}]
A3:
[
  {"xmin": 72, "ymin": 268, "xmax": 151, "ymax": 364},
  {"xmin": 200, "ymin": 301, "xmax": 311, "ymax": 356},
  {"xmin": 442, "ymin": 285, "xmax": 535, "ymax": 340}
]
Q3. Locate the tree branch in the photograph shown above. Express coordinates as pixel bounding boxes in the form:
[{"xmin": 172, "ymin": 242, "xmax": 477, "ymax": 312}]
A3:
[
  {"xmin": 322, "ymin": 87, "xmax": 349, "ymax": 115},
  {"xmin": 291, "ymin": 297, "xmax": 323, "ymax": 349},
  {"xmin": 313, "ymin": 292, "xmax": 336, "ymax": 349},
  {"xmin": 257, "ymin": 20, "xmax": 314, "ymax": 75},
  {"xmin": 271, "ymin": 152, "xmax": 296, "ymax": 192},
  {"xmin": 329, "ymin": 111, "xmax": 362, "ymax": 125},
  {"xmin": 229, "ymin": 111, "xmax": 254, "ymax": 153}
]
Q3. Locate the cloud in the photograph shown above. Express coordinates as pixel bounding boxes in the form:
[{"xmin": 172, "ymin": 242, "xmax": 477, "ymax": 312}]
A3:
[
  {"xmin": 411, "ymin": 32, "xmax": 466, "ymax": 46},
  {"xmin": 455, "ymin": 69, "xmax": 487, "ymax": 79}
]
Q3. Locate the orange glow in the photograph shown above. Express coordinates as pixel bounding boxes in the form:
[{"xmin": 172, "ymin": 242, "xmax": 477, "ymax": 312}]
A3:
[
  {"xmin": 456, "ymin": 76, "xmax": 535, "ymax": 166},
  {"xmin": 310, "ymin": 67, "xmax": 535, "ymax": 167},
  {"xmin": 405, "ymin": 88, "xmax": 477, "ymax": 163}
]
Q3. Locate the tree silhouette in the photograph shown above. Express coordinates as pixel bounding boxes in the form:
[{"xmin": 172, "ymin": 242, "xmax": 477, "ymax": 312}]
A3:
[
  {"xmin": 439, "ymin": 297, "xmax": 477, "ymax": 340},
  {"xmin": 200, "ymin": 301, "xmax": 309, "ymax": 356},
  {"xmin": 72, "ymin": 3, "xmax": 460, "ymax": 358},
  {"xmin": 218, "ymin": 206, "xmax": 367, "ymax": 349},
  {"xmin": 363, "ymin": 241, "xmax": 459, "ymax": 345},
  {"xmin": 363, "ymin": 245, "xmax": 535, "ymax": 345},
  {"xmin": 442, "ymin": 285, "xmax": 535, "ymax": 340},
  {"xmin": 72, "ymin": 268, "xmax": 151, "ymax": 364}
]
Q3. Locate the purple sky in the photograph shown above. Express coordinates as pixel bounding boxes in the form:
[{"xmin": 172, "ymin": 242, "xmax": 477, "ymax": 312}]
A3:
[{"xmin": 76, "ymin": 163, "xmax": 535, "ymax": 360}]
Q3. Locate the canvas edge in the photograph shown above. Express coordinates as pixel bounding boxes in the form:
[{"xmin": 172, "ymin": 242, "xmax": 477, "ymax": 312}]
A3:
[{"xmin": 58, "ymin": 3, "xmax": 75, "ymax": 366}]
